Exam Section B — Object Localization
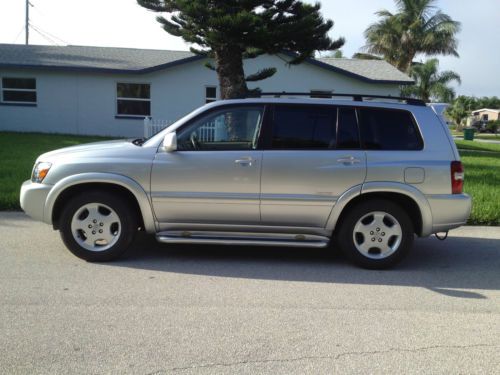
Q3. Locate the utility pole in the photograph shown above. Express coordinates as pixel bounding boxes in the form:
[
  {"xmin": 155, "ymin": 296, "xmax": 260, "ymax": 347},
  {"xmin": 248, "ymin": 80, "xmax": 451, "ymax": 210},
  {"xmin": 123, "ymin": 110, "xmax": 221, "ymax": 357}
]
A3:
[{"xmin": 25, "ymin": 0, "xmax": 29, "ymax": 45}]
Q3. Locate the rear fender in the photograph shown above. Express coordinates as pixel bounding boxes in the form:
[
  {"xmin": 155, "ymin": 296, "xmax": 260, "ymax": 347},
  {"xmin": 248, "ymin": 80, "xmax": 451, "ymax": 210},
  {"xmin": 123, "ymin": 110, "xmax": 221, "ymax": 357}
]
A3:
[{"xmin": 325, "ymin": 182, "xmax": 433, "ymax": 237}]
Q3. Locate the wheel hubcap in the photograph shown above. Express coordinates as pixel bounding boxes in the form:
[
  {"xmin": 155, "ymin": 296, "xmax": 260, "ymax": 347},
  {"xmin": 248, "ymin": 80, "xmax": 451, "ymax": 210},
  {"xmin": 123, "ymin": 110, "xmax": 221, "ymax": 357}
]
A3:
[
  {"xmin": 70, "ymin": 203, "xmax": 121, "ymax": 252},
  {"xmin": 353, "ymin": 211, "xmax": 402, "ymax": 259}
]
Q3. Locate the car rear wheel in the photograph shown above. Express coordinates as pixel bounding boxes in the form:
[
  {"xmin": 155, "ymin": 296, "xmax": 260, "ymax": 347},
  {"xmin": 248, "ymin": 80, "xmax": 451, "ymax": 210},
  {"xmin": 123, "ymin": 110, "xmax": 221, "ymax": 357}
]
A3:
[
  {"xmin": 337, "ymin": 199, "xmax": 414, "ymax": 269},
  {"xmin": 59, "ymin": 191, "xmax": 137, "ymax": 261}
]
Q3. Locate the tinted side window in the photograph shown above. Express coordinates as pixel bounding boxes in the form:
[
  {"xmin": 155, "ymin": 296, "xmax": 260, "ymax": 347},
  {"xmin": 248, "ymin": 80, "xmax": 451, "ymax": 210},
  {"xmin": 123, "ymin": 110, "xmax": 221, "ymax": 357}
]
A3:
[
  {"xmin": 272, "ymin": 106, "xmax": 336, "ymax": 149},
  {"xmin": 358, "ymin": 108, "xmax": 422, "ymax": 150},
  {"xmin": 337, "ymin": 108, "xmax": 360, "ymax": 149}
]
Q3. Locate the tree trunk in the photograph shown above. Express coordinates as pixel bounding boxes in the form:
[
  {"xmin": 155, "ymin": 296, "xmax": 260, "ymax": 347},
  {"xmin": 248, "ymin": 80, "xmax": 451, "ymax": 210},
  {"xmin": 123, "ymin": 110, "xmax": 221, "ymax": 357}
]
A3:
[
  {"xmin": 215, "ymin": 47, "xmax": 248, "ymax": 99},
  {"xmin": 399, "ymin": 51, "xmax": 416, "ymax": 74}
]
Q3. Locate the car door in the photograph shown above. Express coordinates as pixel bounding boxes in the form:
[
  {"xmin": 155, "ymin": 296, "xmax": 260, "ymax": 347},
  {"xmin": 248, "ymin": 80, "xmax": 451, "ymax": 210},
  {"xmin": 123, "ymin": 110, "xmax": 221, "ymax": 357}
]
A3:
[
  {"xmin": 260, "ymin": 104, "xmax": 367, "ymax": 227},
  {"xmin": 151, "ymin": 104, "xmax": 265, "ymax": 225}
]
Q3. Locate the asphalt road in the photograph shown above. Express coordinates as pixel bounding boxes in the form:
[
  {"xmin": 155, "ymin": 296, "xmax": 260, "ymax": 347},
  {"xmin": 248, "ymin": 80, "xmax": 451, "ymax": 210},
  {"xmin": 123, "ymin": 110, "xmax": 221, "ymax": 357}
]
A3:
[{"xmin": 1, "ymin": 212, "xmax": 499, "ymax": 374}]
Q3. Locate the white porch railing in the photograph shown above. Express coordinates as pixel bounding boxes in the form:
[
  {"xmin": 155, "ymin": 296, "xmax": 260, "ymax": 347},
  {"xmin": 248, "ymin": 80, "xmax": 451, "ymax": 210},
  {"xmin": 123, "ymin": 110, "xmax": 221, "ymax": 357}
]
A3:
[
  {"xmin": 198, "ymin": 120, "xmax": 216, "ymax": 142},
  {"xmin": 144, "ymin": 117, "xmax": 219, "ymax": 142},
  {"xmin": 143, "ymin": 117, "xmax": 172, "ymax": 138}
]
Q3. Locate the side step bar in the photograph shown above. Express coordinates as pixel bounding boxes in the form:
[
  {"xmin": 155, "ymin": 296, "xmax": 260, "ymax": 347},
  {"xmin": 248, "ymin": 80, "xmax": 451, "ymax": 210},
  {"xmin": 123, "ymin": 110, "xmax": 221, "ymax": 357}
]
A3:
[{"xmin": 156, "ymin": 231, "xmax": 330, "ymax": 248}]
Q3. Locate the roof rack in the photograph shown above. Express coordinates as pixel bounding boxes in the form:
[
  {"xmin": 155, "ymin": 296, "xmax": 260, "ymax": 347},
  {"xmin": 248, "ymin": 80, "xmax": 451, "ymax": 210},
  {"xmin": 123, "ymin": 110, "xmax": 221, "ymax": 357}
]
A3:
[{"xmin": 247, "ymin": 92, "xmax": 426, "ymax": 106}]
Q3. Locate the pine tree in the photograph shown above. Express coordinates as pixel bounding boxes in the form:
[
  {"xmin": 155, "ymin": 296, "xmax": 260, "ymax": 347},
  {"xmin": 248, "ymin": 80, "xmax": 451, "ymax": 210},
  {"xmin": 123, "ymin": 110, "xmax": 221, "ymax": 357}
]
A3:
[{"xmin": 137, "ymin": 0, "xmax": 344, "ymax": 99}]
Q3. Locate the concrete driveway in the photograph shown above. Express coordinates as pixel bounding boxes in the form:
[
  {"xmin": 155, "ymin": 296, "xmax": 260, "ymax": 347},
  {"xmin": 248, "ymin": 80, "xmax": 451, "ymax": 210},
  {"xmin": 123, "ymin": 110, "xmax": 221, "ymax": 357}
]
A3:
[{"xmin": 1, "ymin": 212, "xmax": 499, "ymax": 374}]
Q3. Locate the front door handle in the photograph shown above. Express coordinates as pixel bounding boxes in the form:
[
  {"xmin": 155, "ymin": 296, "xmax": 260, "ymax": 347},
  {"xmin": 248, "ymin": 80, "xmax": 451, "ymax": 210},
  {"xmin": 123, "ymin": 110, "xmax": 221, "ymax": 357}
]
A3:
[
  {"xmin": 234, "ymin": 157, "xmax": 254, "ymax": 167},
  {"xmin": 337, "ymin": 156, "xmax": 361, "ymax": 165}
]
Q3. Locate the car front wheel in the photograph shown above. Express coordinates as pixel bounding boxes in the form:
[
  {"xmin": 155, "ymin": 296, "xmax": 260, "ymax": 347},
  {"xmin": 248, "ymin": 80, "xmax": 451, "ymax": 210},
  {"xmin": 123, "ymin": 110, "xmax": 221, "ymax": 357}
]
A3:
[{"xmin": 59, "ymin": 191, "xmax": 137, "ymax": 262}]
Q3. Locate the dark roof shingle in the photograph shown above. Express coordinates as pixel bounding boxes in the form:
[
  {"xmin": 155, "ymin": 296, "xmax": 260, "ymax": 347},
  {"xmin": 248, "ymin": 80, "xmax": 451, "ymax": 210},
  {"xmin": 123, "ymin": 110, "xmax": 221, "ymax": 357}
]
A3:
[
  {"xmin": 0, "ymin": 44, "xmax": 198, "ymax": 72},
  {"xmin": 316, "ymin": 57, "xmax": 414, "ymax": 84},
  {"xmin": 0, "ymin": 44, "xmax": 413, "ymax": 83}
]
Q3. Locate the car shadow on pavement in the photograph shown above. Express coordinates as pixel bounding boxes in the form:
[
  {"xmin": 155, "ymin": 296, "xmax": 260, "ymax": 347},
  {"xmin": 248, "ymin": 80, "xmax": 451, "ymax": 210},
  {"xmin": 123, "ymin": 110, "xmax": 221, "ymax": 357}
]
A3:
[{"xmin": 110, "ymin": 234, "xmax": 500, "ymax": 299}]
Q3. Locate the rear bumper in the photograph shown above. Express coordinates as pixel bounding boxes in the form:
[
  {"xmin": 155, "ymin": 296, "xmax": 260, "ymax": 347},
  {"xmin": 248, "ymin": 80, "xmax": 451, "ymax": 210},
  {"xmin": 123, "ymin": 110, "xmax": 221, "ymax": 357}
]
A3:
[
  {"xmin": 427, "ymin": 193, "xmax": 472, "ymax": 233},
  {"xmin": 20, "ymin": 180, "xmax": 53, "ymax": 224}
]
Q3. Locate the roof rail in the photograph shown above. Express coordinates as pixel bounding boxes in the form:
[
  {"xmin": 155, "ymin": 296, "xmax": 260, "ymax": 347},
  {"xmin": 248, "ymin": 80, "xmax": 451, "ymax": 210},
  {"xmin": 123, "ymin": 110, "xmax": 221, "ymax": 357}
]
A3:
[{"xmin": 247, "ymin": 92, "xmax": 426, "ymax": 106}]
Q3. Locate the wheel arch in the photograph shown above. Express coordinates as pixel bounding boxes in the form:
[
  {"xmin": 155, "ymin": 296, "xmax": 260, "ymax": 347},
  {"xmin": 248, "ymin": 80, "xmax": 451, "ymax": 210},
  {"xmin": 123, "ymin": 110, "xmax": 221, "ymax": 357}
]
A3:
[
  {"xmin": 45, "ymin": 173, "xmax": 156, "ymax": 233},
  {"xmin": 326, "ymin": 182, "xmax": 433, "ymax": 237}
]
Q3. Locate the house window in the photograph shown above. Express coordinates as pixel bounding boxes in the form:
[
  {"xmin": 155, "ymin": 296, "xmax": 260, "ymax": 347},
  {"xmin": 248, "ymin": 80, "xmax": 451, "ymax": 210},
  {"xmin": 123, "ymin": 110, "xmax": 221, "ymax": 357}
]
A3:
[
  {"xmin": 482, "ymin": 114, "xmax": 489, "ymax": 122},
  {"xmin": 205, "ymin": 86, "xmax": 217, "ymax": 103},
  {"xmin": 1, "ymin": 77, "xmax": 37, "ymax": 104},
  {"xmin": 116, "ymin": 83, "xmax": 150, "ymax": 117}
]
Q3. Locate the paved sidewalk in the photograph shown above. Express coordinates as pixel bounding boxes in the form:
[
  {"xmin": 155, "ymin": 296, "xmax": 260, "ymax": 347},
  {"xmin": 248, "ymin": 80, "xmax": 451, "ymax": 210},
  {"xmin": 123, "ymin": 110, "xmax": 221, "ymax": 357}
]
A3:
[{"xmin": 454, "ymin": 135, "xmax": 500, "ymax": 144}]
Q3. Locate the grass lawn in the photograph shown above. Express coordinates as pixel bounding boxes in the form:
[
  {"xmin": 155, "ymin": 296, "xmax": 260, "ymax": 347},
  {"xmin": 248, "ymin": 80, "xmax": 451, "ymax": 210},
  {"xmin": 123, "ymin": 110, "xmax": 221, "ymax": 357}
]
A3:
[
  {"xmin": 460, "ymin": 150, "xmax": 500, "ymax": 225},
  {"xmin": 455, "ymin": 139, "xmax": 500, "ymax": 153},
  {"xmin": 0, "ymin": 132, "xmax": 113, "ymax": 210},
  {"xmin": 0, "ymin": 132, "xmax": 499, "ymax": 225}
]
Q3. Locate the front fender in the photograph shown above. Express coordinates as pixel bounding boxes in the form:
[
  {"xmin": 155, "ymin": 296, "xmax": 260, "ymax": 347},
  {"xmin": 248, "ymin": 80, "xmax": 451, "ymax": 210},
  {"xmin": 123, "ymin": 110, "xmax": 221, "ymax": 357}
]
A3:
[
  {"xmin": 44, "ymin": 173, "xmax": 156, "ymax": 233},
  {"xmin": 325, "ymin": 182, "xmax": 433, "ymax": 237}
]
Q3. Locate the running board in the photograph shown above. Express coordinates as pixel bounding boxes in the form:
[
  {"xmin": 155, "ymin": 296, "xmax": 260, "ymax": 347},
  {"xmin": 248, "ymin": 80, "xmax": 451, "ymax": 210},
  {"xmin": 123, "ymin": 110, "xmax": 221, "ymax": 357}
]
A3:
[{"xmin": 155, "ymin": 231, "xmax": 330, "ymax": 248}]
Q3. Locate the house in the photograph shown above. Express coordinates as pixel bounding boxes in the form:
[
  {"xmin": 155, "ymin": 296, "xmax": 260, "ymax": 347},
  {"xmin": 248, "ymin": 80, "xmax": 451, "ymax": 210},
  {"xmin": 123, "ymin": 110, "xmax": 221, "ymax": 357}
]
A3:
[
  {"xmin": 0, "ymin": 44, "xmax": 413, "ymax": 137},
  {"xmin": 469, "ymin": 108, "xmax": 500, "ymax": 124}
]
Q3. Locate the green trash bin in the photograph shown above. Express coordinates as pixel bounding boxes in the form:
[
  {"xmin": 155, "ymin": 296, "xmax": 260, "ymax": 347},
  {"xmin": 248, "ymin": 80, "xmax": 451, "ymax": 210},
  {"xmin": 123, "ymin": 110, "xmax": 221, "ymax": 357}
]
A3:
[{"xmin": 464, "ymin": 128, "xmax": 475, "ymax": 141}]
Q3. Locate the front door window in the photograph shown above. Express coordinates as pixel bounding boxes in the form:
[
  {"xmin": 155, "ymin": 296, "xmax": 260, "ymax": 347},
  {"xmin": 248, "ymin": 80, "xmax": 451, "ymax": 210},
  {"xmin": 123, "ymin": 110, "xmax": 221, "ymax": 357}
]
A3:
[{"xmin": 177, "ymin": 106, "xmax": 264, "ymax": 151}]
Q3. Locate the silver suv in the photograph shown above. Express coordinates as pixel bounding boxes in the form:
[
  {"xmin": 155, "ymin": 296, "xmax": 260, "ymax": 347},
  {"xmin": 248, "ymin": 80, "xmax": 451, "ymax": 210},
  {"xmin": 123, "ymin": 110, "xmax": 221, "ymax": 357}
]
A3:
[{"xmin": 20, "ymin": 95, "xmax": 471, "ymax": 269}]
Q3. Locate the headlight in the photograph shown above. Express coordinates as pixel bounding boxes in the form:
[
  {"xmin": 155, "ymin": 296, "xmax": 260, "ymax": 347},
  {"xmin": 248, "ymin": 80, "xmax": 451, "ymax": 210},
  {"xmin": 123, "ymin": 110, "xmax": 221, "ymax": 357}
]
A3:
[{"xmin": 32, "ymin": 162, "xmax": 52, "ymax": 183}]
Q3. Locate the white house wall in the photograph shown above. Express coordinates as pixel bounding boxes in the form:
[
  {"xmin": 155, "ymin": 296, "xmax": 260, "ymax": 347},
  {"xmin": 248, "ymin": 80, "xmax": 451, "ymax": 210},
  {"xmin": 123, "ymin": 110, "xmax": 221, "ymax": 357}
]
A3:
[
  {"xmin": 0, "ymin": 54, "xmax": 402, "ymax": 137},
  {"xmin": 243, "ymin": 54, "xmax": 400, "ymax": 96}
]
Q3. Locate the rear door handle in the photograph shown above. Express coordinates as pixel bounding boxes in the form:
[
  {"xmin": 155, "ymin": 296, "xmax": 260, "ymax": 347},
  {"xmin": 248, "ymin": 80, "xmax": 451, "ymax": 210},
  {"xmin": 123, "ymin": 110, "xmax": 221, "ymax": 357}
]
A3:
[
  {"xmin": 337, "ymin": 156, "xmax": 361, "ymax": 165},
  {"xmin": 234, "ymin": 157, "xmax": 254, "ymax": 167}
]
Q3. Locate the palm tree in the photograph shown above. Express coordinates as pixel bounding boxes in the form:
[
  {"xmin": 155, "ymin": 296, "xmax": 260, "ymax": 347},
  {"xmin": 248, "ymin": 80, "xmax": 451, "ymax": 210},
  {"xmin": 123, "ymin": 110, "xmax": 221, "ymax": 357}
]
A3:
[
  {"xmin": 401, "ymin": 59, "xmax": 460, "ymax": 103},
  {"xmin": 363, "ymin": 0, "xmax": 461, "ymax": 72},
  {"xmin": 446, "ymin": 96, "xmax": 478, "ymax": 129}
]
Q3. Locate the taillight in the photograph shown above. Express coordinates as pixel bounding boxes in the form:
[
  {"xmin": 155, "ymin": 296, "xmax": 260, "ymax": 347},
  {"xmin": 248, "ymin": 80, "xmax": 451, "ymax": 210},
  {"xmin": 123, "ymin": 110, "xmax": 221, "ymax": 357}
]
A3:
[{"xmin": 451, "ymin": 161, "xmax": 464, "ymax": 194}]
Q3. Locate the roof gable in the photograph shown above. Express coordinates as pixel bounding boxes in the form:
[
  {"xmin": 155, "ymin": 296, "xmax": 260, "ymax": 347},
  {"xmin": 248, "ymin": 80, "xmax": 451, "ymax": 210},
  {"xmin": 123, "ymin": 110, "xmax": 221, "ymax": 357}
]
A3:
[
  {"xmin": 0, "ymin": 44, "xmax": 412, "ymax": 84},
  {"xmin": 314, "ymin": 57, "xmax": 413, "ymax": 84},
  {"xmin": 472, "ymin": 108, "xmax": 500, "ymax": 114}
]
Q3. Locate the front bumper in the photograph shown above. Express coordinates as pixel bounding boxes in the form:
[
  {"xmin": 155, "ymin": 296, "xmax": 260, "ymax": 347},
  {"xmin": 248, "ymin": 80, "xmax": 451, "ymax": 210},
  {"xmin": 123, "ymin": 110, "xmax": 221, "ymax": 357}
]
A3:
[
  {"xmin": 427, "ymin": 193, "xmax": 472, "ymax": 233},
  {"xmin": 20, "ymin": 180, "xmax": 53, "ymax": 223}
]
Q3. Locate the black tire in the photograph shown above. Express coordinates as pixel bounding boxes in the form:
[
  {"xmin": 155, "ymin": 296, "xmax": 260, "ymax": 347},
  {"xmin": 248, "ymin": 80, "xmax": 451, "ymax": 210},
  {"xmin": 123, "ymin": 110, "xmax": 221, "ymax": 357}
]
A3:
[
  {"xmin": 59, "ymin": 191, "xmax": 137, "ymax": 262},
  {"xmin": 336, "ymin": 199, "xmax": 414, "ymax": 269}
]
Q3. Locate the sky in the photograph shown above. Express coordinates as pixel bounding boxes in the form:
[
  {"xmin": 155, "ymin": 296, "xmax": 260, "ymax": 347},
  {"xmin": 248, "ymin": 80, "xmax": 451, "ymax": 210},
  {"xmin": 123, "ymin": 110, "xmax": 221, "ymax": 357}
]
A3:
[{"xmin": 0, "ymin": 0, "xmax": 498, "ymax": 96}]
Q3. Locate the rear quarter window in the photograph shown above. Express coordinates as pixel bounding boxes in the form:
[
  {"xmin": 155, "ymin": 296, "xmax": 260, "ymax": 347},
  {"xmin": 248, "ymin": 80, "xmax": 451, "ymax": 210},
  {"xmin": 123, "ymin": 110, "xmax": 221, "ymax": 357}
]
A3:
[{"xmin": 358, "ymin": 108, "xmax": 423, "ymax": 150}]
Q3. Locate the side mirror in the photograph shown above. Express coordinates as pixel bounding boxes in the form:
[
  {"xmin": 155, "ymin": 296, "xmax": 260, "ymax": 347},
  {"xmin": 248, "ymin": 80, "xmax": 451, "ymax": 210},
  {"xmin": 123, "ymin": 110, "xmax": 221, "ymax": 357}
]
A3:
[{"xmin": 162, "ymin": 132, "xmax": 177, "ymax": 152}]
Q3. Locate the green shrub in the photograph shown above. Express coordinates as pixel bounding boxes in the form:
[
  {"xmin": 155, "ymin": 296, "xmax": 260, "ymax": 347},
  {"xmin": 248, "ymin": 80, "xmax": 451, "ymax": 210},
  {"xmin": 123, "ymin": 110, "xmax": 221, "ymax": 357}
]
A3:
[{"xmin": 486, "ymin": 120, "xmax": 500, "ymax": 133}]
